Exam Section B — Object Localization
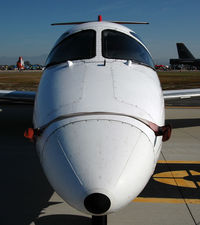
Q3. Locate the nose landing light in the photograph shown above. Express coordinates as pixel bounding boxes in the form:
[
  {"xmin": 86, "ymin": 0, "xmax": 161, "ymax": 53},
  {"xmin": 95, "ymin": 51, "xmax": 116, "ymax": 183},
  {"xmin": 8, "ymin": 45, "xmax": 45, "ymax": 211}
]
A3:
[{"xmin": 84, "ymin": 193, "xmax": 111, "ymax": 214}]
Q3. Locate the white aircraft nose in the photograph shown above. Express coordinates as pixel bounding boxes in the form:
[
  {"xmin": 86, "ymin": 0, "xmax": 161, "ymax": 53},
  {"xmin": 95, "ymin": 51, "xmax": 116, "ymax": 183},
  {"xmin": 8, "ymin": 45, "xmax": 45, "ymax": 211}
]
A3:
[{"xmin": 40, "ymin": 117, "xmax": 155, "ymax": 214}]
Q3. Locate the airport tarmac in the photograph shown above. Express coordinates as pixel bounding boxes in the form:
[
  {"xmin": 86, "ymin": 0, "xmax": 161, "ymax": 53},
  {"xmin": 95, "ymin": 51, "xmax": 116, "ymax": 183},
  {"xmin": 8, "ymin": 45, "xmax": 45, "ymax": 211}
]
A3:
[{"xmin": 0, "ymin": 99, "xmax": 200, "ymax": 225}]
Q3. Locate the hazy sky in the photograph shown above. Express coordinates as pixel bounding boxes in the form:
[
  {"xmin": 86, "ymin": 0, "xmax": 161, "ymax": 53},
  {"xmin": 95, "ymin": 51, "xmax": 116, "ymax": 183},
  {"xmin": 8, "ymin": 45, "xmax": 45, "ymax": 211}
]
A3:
[{"xmin": 0, "ymin": 0, "xmax": 200, "ymax": 64}]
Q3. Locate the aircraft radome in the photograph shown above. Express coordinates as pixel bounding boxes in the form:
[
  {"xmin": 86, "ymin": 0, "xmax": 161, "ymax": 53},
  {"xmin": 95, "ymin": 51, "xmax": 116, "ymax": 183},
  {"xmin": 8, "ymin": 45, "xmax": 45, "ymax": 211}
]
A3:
[{"xmin": 1, "ymin": 15, "xmax": 200, "ymax": 225}]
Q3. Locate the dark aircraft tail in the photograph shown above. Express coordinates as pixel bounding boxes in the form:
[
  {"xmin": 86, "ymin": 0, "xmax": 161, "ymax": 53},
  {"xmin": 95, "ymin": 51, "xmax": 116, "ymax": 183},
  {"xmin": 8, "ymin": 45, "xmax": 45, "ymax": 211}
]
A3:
[{"xmin": 176, "ymin": 43, "xmax": 195, "ymax": 59}]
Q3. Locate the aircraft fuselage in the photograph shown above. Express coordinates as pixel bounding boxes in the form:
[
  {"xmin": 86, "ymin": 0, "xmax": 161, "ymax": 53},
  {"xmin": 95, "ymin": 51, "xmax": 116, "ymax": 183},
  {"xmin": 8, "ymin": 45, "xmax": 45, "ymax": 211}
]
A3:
[{"xmin": 33, "ymin": 21, "xmax": 165, "ymax": 215}]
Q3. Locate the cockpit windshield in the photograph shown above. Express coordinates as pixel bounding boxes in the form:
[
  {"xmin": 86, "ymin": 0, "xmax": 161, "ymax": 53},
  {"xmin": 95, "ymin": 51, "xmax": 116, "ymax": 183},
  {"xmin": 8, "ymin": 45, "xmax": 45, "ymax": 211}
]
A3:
[
  {"xmin": 102, "ymin": 29, "xmax": 154, "ymax": 68},
  {"xmin": 46, "ymin": 29, "xmax": 96, "ymax": 67}
]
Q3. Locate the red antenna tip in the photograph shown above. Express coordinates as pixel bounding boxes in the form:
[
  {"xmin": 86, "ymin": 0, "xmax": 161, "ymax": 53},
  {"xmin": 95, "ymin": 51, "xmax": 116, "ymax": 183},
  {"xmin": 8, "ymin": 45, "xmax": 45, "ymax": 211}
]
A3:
[{"xmin": 98, "ymin": 15, "xmax": 102, "ymax": 21}]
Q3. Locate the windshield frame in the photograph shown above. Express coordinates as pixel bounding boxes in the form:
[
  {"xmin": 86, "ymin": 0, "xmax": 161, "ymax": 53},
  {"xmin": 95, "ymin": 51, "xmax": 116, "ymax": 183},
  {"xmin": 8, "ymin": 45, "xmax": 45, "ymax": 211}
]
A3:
[
  {"xmin": 102, "ymin": 29, "xmax": 154, "ymax": 68},
  {"xmin": 45, "ymin": 29, "xmax": 96, "ymax": 68}
]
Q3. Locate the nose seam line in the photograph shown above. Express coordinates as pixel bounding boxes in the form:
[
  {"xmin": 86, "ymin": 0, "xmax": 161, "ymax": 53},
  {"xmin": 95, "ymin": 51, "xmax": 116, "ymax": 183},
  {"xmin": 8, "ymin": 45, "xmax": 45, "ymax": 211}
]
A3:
[
  {"xmin": 57, "ymin": 137, "xmax": 84, "ymax": 186},
  {"xmin": 114, "ymin": 132, "xmax": 142, "ymax": 186},
  {"xmin": 38, "ymin": 111, "xmax": 152, "ymax": 134}
]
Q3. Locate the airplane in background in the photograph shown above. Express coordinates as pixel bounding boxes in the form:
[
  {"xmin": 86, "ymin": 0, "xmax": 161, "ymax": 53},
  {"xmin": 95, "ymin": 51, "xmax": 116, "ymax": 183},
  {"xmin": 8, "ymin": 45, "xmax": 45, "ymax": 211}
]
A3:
[
  {"xmin": 16, "ymin": 56, "xmax": 25, "ymax": 70},
  {"xmin": 155, "ymin": 64, "xmax": 168, "ymax": 70},
  {"xmin": 1, "ymin": 16, "xmax": 200, "ymax": 225},
  {"xmin": 170, "ymin": 43, "xmax": 200, "ymax": 68}
]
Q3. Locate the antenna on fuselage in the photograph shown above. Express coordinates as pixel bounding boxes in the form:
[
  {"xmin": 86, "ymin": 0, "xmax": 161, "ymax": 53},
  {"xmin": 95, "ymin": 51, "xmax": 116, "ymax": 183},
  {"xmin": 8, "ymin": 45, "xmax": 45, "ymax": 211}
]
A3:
[{"xmin": 51, "ymin": 15, "xmax": 149, "ymax": 26}]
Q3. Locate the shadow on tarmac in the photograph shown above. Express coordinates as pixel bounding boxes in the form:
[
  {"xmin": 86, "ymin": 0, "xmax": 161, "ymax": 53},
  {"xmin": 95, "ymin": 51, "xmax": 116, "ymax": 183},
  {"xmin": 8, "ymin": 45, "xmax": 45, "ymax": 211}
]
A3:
[
  {"xmin": 165, "ymin": 96, "xmax": 200, "ymax": 107},
  {"xmin": 0, "ymin": 104, "xmax": 55, "ymax": 225},
  {"xmin": 34, "ymin": 215, "xmax": 91, "ymax": 225},
  {"xmin": 166, "ymin": 118, "xmax": 200, "ymax": 129}
]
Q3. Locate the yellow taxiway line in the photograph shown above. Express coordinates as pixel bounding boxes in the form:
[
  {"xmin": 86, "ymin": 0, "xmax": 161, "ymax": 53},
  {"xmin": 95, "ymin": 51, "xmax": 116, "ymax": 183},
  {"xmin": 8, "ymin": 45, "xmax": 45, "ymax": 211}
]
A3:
[
  {"xmin": 134, "ymin": 197, "xmax": 200, "ymax": 204},
  {"xmin": 133, "ymin": 161, "xmax": 200, "ymax": 204}
]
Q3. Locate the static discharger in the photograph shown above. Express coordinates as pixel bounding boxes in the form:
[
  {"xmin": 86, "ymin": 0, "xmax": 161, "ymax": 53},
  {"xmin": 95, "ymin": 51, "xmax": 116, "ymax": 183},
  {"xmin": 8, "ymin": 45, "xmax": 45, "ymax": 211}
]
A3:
[
  {"xmin": 24, "ymin": 128, "xmax": 42, "ymax": 141},
  {"xmin": 24, "ymin": 128, "xmax": 34, "ymax": 140},
  {"xmin": 149, "ymin": 122, "xmax": 172, "ymax": 142}
]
